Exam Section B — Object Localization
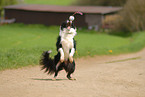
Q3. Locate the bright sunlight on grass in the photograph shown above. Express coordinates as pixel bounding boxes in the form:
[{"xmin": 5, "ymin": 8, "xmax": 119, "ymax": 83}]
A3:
[{"xmin": 0, "ymin": 24, "xmax": 145, "ymax": 70}]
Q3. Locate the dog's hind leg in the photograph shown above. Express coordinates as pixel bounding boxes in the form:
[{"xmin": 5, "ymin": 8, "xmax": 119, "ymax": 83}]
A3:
[
  {"xmin": 56, "ymin": 48, "xmax": 64, "ymax": 71},
  {"xmin": 52, "ymin": 62, "xmax": 60, "ymax": 81},
  {"xmin": 66, "ymin": 61, "xmax": 76, "ymax": 80},
  {"xmin": 52, "ymin": 62, "xmax": 63, "ymax": 81},
  {"xmin": 52, "ymin": 71, "xmax": 58, "ymax": 81},
  {"xmin": 52, "ymin": 68, "xmax": 59, "ymax": 81},
  {"xmin": 67, "ymin": 73, "xmax": 76, "ymax": 80},
  {"xmin": 56, "ymin": 61, "xmax": 61, "ymax": 71}
]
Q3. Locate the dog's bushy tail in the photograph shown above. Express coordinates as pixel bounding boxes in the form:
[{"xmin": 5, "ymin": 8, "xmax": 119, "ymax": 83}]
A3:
[{"xmin": 40, "ymin": 50, "xmax": 56, "ymax": 75}]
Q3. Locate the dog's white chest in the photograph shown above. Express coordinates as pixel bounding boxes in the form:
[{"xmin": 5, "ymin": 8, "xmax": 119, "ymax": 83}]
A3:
[
  {"xmin": 60, "ymin": 28, "xmax": 76, "ymax": 60},
  {"xmin": 61, "ymin": 37, "xmax": 74, "ymax": 59}
]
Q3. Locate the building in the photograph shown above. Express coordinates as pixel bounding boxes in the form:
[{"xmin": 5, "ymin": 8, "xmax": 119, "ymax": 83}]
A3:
[{"xmin": 4, "ymin": 4, "xmax": 122, "ymax": 30}]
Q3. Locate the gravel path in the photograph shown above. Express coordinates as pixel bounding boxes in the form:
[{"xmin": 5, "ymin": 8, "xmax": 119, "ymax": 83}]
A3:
[{"xmin": 0, "ymin": 49, "xmax": 145, "ymax": 97}]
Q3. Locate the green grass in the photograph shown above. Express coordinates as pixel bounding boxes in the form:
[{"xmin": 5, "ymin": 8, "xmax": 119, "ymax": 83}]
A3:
[
  {"xmin": 24, "ymin": 0, "xmax": 76, "ymax": 5},
  {"xmin": 0, "ymin": 24, "xmax": 145, "ymax": 70}
]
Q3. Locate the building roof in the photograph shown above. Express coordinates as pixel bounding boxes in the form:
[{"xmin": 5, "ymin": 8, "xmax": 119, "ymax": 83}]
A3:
[{"xmin": 4, "ymin": 4, "xmax": 122, "ymax": 15}]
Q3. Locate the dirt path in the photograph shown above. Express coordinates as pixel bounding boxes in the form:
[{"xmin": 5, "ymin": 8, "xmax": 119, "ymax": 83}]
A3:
[{"xmin": 0, "ymin": 49, "xmax": 145, "ymax": 97}]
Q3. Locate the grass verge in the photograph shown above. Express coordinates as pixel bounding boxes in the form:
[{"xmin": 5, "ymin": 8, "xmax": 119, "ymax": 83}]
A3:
[{"xmin": 0, "ymin": 24, "xmax": 145, "ymax": 70}]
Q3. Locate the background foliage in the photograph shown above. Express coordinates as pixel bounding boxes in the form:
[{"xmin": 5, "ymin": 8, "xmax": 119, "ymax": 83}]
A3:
[
  {"xmin": 74, "ymin": 0, "xmax": 127, "ymax": 6},
  {"xmin": 0, "ymin": 0, "xmax": 18, "ymax": 16},
  {"xmin": 74, "ymin": 0, "xmax": 145, "ymax": 34},
  {"xmin": 112, "ymin": 0, "xmax": 145, "ymax": 33}
]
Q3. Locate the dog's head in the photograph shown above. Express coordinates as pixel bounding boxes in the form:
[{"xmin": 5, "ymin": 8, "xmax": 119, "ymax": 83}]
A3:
[
  {"xmin": 60, "ymin": 16, "xmax": 77, "ymax": 36},
  {"xmin": 60, "ymin": 20, "xmax": 75, "ymax": 31},
  {"xmin": 60, "ymin": 12, "xmax": 83, "ymax": 34}
]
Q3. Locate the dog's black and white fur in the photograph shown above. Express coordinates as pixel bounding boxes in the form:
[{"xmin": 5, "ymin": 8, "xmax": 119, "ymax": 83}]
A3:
[{"xmin": 40, "ymin": 18, "xmax": 77, "ymax": 80}]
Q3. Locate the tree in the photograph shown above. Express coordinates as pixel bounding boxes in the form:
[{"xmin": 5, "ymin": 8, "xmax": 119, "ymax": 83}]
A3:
[
  {"xmin": 112, "ymin": 0, "xmax": 145, "ymax": 33},
  {"xmin": 0, "ymin": 0, "xmax": 18, "ymax": 17}
]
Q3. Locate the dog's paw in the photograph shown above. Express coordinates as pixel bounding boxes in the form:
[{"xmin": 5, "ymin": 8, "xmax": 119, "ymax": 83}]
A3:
[
  {"xmin": 52, "ymin": 78, "xmax": 56, "ymax": 81},
  {"xmin": 60, "ymin": 56, "xmax": 64, "ymax": 62},
  {"xmin": 69, "ymin": 55, "xmax": 73, "ymax": 63},
  {"xmin": 68, "ymin": 77, "xmax": 76, "ymax": 80},
  {"xmin": 67, "ymin": 76, "xmax": 76, "ymax": 80}
]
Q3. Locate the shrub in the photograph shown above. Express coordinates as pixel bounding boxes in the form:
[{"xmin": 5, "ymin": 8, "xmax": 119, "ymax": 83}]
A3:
[
  {"xmin": 102, "ymin": 15, "xmax": 121, "ymax": 30},
  {"xmin": 74, "ymin": 0, "xmax": 127, "ymax": 6},
  {"xmin": 112, "ymin": 0, "xmax": 145, "ymax": 33}
]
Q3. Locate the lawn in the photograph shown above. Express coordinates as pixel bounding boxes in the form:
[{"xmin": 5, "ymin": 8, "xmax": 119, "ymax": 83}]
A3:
[
  {"xmin": 24, "ymin": 0, "xmax": 76, "ymax": 5},
  {"xmin": 0, "ymin": 24, "xmax": 145, "ymax": 70}
]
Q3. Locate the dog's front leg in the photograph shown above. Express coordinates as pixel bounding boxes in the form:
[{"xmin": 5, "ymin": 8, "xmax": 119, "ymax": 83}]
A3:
[
  {"xmin": 69, "ymin": 48, "xmax": 75, "ymax": 63},
  {"xmin": 58, "ymin": 48, "xmax": 64, "ymax": 62},
  {"xmin": 55, "ymin": 48, "xmax": 64, "ymax": 72}
]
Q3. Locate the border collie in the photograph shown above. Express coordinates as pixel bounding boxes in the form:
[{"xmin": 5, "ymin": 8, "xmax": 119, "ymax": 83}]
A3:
[{"xmin": 40, "ymin": 15, "xmax": 78, "ymax": 80}]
